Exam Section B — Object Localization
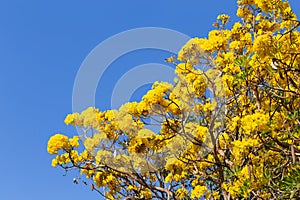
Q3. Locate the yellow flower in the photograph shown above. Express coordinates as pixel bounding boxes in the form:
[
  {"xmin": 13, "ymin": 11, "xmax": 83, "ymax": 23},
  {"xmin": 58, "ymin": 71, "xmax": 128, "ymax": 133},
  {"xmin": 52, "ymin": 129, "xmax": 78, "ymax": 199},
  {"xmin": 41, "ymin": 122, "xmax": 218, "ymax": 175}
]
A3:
[
  {"xmin": 191, "ymin": 185, "xmax": 207, "ymax": 198},
  {"xmin": 217, "ymin": 14, "xmax": 230, "ymax": 25},
  {"xmin": 47, "ymin": 134, "xmax": 69, "ymax": 154},
  {"xmin": 176, "ymin": 188, "xmax": 188, "ymax": 198},
  {"xmin": 64, "ymin": 114, "xmax": 74, "ymax": 125},
  {"xmin": 69, "ymin": 136, "xmax": 79, "ymax": 148}
]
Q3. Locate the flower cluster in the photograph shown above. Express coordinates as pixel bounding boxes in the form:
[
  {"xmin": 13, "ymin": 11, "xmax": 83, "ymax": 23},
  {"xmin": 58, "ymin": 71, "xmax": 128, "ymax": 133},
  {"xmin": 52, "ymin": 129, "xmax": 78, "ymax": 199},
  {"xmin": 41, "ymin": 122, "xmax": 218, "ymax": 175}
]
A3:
[{"xmin": 47, "ymin": 0, "xmax": 300, "ymax": 199}]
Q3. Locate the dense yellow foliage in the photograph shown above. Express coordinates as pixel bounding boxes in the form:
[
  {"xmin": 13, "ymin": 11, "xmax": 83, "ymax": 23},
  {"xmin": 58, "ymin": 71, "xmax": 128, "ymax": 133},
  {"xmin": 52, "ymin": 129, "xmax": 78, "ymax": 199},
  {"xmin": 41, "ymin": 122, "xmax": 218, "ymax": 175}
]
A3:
[{"xmin": 48, "ymin": 0, "xmax": 300, "ymax": 199}]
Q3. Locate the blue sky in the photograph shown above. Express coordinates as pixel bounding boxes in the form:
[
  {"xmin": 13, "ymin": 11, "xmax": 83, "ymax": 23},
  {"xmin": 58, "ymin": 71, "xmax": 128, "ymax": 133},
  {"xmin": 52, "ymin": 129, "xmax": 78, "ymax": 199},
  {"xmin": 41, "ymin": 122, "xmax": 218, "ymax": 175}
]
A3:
[{"xmin": 0, "ymin": 1, "xmax": 299, "ymax": 200}]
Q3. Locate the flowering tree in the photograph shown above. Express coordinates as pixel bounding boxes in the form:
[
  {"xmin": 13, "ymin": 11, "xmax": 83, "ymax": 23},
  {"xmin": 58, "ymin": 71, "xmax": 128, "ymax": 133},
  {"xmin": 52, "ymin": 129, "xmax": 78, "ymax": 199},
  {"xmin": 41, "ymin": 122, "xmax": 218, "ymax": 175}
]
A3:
[{"xmin": 47, "ymin": 0, "xmax": 300, "ymax": 199}]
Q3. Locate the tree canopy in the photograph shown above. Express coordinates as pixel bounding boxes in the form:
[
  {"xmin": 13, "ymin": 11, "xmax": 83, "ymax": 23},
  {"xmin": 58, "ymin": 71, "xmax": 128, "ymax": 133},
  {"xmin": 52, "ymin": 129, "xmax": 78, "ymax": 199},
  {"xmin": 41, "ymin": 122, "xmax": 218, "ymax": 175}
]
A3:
[{"xmin": 47, "ymin": 0, "xmax": 300, "ymax": 199}]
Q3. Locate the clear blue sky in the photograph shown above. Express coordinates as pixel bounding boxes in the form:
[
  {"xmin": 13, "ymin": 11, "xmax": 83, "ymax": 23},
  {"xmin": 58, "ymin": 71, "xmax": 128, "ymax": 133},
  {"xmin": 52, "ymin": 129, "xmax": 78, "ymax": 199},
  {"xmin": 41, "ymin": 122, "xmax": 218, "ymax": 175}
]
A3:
[{"xmin": 0, "ymin": 1, "xmax": 299, "ymax": 200}]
